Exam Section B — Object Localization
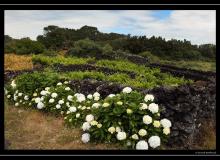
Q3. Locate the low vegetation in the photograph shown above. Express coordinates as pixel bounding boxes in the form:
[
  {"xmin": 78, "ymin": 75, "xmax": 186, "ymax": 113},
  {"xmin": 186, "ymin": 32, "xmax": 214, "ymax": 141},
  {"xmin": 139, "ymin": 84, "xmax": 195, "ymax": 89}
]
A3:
[{"xmin": 4, "ymin": 54, "xmax": 33, "ymax": 71}]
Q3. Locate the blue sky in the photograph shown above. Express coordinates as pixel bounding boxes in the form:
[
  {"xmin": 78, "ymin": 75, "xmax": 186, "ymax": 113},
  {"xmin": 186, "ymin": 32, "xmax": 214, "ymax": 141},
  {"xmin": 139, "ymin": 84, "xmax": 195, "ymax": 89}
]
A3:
[
  {"xmin": 4, "ymin": 10, "xmax": 216, "ymax": 45},
  {"xmin": 151, "ymin": 10, "xmax": 172, "ymax": 19}
]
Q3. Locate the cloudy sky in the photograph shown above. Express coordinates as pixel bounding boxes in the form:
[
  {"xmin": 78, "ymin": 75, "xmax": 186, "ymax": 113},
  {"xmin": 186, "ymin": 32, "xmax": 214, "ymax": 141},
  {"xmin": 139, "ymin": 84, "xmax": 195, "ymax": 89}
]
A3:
[{"xmin": 4, "ymin": 10, "xmax": 216, "ymax": 45}]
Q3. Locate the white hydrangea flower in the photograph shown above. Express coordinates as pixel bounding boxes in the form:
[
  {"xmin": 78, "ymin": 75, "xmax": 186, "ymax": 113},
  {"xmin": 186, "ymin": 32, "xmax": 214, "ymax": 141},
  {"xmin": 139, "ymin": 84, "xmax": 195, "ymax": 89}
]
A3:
[
  {"xmin": 76, "ymin": 113, "xmax": 80, "ymax": 118},
  {"xmin": 40, "ymin": 96, "xmax": 45, "ymax": 101},
  {"xmin": 92, "ymin": 103, "xmax": 100, "ymax": 109},
  {"xmin": 82, "ymin": 122, "xmax": 91, "ymax": 131},
  {"xmin": 65, "ymin": 87, "xmax": 71, "ymax": 91},
  {"xmin": 143, "ymin": 115, "xmax": 152, "ymax": 125},
  {"xmin": 28, "ymin": 103, "xmax": 31, "ymax": 106},
  {"xmin": 35, "ymin": 97, "xmax": 41, "ymax": 103},
  {"xmin": 122, "ymin": 87, "xmax": 132, "ymax": 93},
  {"xmin": 126, "ymin": 109, "xmax": 133, "ymax": 114},
  {"xmin": 81, "ymin": 133, "xmax": 90, "ymax": 143},
  {"xmin": 144, "ymin": 94, "xmax": 154, "ymax": 102},
  {"xmin": 81, "ymin": 106, "xmax": 86, "ymax": 110},
  {"xmin": 136, "ymin": 140, "xmax": 149, "ymax": 150},
  {"xmin": 117, "ymin": 101, "xmax": 123, "ymax": 105},
  {"xmin": 116, "ymin": 127, "xmax": 121, "ymax": 132},
  {"xmin": 93, "ymin": 92, "xmax": 100, "ymax": 97},
  {"xmin": 60, "ymin": 111, "xmax": 64, "ymax": 115},
  {"xmin": 18, "ymin": 93, "xmax": 23, "ymax": 97},
  {"xmin": 153, "ymin": 120, "xmax": 161, "ymax": 128},
  {"xmin": 108, "ymin": 127, "xmax": 116, "ymax": 134},
  {"xmin": 66, "ymin": 111, "xmax": 70, "ymax": 114},
  {"xmin": 4, "ymin": 89, "xmax": 8, "ymax": 95},
  {"xmin": 131, "ymin": 134, "xmax": 139, "ymax": 140},
  {"xmin": 94, "ymin": 96, "xmax": 100, "ymax": 101},
  {"xmin": 86, "ymin": 114, "xmax": 94, "ymax": 122},
  {"xmin": 37, "ymin": 102, "xmax": 44, "ymax": 109},
  {"xmin": 49, "ymin": 98, "xmax": 55, "ymax": 103},
  {"xmin": 56, "ymin": 104, "xmax": 61, "ymax": 109},
  {"xmin": 15, "ymin": 102, "xmax": 19, "ymax": 106},
  {"xmin": 116, "ymin": 131, "xmax": 126, "ymax": 141},
  {"xmin": 160, "ymin": 118, "xmax": 172, "ymax": 128},
  {"xmin": 140, "ymin": 103, "xmax": 148, "ymax": 110},
  {"xmin": 75, "ymin": 93, "xmax": 86, "ymax": 103},
  {"xmin": 58, "ymin": 100, "xmax": 64, "ymax": 104},
  {"xmin": 90, "ymin": 120, "xmax": 98, "ymax": 126},
  {"xmin": 86, "ymin": 107, "xmax": 91, "ymax": 110},
  {"xmin": 102, "ymin": 102, "xmax": 110, "ymax": 108},
  {"xmin": 163, "ymin": 128, "xmax": 170, "ymax": 135},
  {"xmin": 66, "ymin": 102, "xmax": 70, "ymax": 107},
  {"xmin": 57, "ymin": 82, "xmax": 62, "ymax": 86},
  {"xmin": 78, "ymin": 105, "xmax": 82, "ymax": 109},
  {"xmin": 7, "ymin": 95, "xmax": 11, "ymax": 99},
  {"xmin": 65, "ymin": 95, "xmax": 72, "ymax": 102},
  {"xmin": 40, "ymin": 90, "xmax": 47, "ymax": 96},
  {"xmin": 87, "ymin": 94, "xmax": 93, "ymax": 100},
  {"xmin": 33, "ymin": 93, "xmax": 37, "ymax": 97},
  {"xmin": 97, "ymin": 123, "xmax": 102, "ymax": 128},
  {"xmin": 51, "ymin": 93, "xmax": 58, "ymax": 98},
  {"xmin": 148, "ymin": 103, "xmax": 159, "ymax": 114},
  {"xmin": 13, "ymin": 95, "xmax": 18, "ymax": 101},
  {"xmin": 64, "ymin": 81, "xmax": 69, "ymax": 84},
  {"xmin": 24, "ymin": 95, "xmax": 29, "ymax": 100},
  {"xmin": 19, "ymin": 100, "xmax": 23, "ymax": 103},
  {"xmin": 11, "ymin": 80, "xmax": 16, "ymax": 88},
  {"xmin": 138, "ymin": 129, "xmax": 147, "ymax": 137},
  {"xmin": 148, "ymin": 136, "xmax": 161, "ymax": 148},
  {"xmin": 69, "ymin": 106, "xmax": 77, "ymax": 113},
  {"xmin": 108, "ymin": 94, "xmax": 115, "ymax": 98},
  {"xmin": 45, "ymin": 87, "xmax": 50, "ymax": 91}
]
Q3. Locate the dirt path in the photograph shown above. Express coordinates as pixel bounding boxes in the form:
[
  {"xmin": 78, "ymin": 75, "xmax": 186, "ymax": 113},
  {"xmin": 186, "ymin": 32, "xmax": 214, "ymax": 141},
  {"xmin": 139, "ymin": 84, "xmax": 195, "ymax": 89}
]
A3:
[{"xmin": 4, "ymin": 104, "xmax": 120, "ymax": 150}]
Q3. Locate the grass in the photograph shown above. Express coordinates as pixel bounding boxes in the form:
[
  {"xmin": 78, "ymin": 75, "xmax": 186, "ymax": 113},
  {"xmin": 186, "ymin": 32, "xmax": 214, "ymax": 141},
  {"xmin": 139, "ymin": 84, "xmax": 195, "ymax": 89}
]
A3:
[
  {"xmin": 4, "ymin": 53, "xmax": 33, "ymax": 71},
  {"xmin": 32, "ymin": 55, "xmax": 192, "ymax": 89},
  {"xmin": 157, "ymin": 59, "xmax": 216, "ymax": 72},
  {"xmin": 32, "ymin": 54, "xmax": 95, "ymax": 65},
  {"xmin": 4, "ymin": 102, "xmax": 120, "ymax": 150}
]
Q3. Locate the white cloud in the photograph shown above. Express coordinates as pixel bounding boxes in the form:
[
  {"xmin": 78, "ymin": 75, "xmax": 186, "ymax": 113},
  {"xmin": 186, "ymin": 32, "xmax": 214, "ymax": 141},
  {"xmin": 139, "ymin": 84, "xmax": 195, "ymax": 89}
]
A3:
[{"xmin": 4, "ymin": 10, "xmax": 216, "ymax": 45}]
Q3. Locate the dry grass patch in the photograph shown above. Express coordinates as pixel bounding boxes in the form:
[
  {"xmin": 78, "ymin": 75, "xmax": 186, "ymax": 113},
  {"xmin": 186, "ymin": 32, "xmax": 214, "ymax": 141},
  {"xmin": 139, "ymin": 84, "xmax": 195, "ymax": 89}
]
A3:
[
  {"xmin": 4, "ymin": 104, "xmax": 120, "ymax": 150},
  {"xmin": 4, "ymin": 53, "xmax": 33, "ymax": 71}
]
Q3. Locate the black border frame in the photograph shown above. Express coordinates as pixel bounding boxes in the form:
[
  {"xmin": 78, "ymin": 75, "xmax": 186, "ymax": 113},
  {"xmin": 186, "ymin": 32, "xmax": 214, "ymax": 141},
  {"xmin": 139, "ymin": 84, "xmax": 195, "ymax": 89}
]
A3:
[{"xmin": 1, "ymin": 4, "xmax": 219, "ymax": 156}]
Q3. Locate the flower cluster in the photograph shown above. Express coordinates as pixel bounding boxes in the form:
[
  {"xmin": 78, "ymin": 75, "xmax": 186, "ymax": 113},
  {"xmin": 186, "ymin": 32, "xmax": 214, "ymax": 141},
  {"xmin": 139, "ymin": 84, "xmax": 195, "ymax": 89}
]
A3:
[{"xmin": 5, "ymin": 80, "xmax": 172, "ymax": 150}]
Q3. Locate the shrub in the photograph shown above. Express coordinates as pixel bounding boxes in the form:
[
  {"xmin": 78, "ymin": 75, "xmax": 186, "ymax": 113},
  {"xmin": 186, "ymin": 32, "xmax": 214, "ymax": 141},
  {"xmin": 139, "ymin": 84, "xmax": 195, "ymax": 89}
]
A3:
[
  {"xmin": 102, "ymin": 44, "xmax": 114, "ymax": 55},
  {"xmin": 139, "ymin": 51, "xmax": 160, "ymax": 62},
  {"xmin": 14, "ymin": 72, "xmax": 59, "ymax": 95},
  {"xmin": 5, "ymin": 80, "xmax": 172, "ymax": 150},
  {"xmin": 66, "ymin": 38, "xmax": 103, "ymax": 57},
  {"xmin": 41, "ymin": 50, "xmax": 58, "ymax": 56}
]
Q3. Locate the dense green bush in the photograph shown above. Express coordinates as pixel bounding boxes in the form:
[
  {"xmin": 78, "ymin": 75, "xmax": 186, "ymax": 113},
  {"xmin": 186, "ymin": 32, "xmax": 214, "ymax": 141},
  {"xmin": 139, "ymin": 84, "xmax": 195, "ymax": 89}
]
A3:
[
  {"xmin": 15, "ymin": 38, "xmax": 45, "ymax": 55},
  {"xmin": 138, "ymin": 51, "xmax": 160, "ymax": 62},
  {"xmin": 5, "ymin": 37, "xmax": 46, "ymax": 55},
  {"xmin": 66, "ymin": 38, "xmax": 103, "ymax": 57},
  {"xmin": 41, "ymin": 50, "xmax": 58, "ymax": 56},
  {"xmin": 102, "ymin": 44, "xmax": 114, "ymax": 55},
  {"xmin": 15, "ymin": 72, "xmax": 59, "ymax": 95}
]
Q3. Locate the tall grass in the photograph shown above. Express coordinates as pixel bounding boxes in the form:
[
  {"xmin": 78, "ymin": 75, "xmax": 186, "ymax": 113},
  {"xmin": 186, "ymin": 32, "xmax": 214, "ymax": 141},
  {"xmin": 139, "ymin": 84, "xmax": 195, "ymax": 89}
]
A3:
[{"xmin": 4, "ymin": 53, "xmax": 33, "ymax": 70}]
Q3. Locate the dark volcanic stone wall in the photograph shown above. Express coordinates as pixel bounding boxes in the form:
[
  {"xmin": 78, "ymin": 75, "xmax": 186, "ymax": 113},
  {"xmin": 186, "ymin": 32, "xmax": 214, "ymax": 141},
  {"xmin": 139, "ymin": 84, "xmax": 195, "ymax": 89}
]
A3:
[
  {"xmin": 149, "ymin": 63, "xmax": 216, "ymax": 81},
  {"xmin": 141, "ymin": 78, "xmax": 216, "ymax": 148}
]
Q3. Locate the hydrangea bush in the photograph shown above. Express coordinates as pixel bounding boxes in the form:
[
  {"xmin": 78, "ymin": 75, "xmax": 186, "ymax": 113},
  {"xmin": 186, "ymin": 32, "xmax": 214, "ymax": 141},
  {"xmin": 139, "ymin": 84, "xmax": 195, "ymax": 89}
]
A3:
[{"xmin": 5, "ymin": 79, "xmax": 172, "ymax": 150}]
